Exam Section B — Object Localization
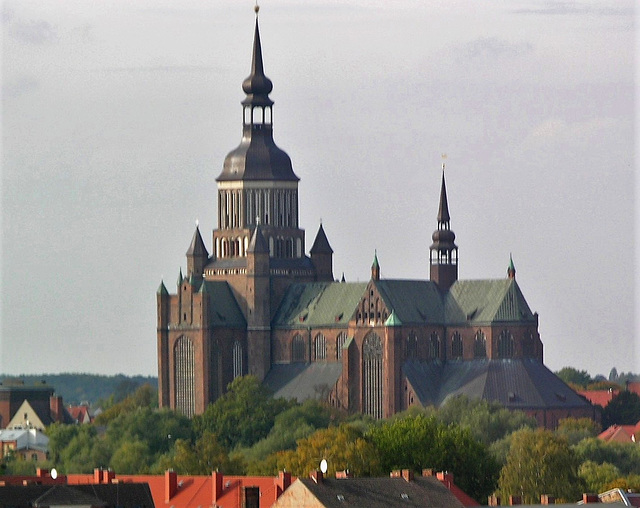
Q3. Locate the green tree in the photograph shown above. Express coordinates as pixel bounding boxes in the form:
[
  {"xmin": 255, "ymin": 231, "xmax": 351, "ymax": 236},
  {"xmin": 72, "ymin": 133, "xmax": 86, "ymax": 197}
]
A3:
[
  {"xmin": 436, "ymin": 395, "xmax": 536, "ymax": 445},
  {"xmin": 555, "ymin": 417, "xmax": 600, "ymax": 445},
  {"xmin": 368, "ymin": 414, "xmax": 499, "ymax": 502},
  {"xmin": 556, "ymin": 367, "xmax": 593, "ymax": 389},
  {"xmin": 193, "ymin": 375, "xmax": 293, "ymax": 449},
  {"xmin": 497, "ymin": 428, "xmax": 585, "ymax": 503},
  {"xmin": 573, "ymin": 438, "xmax": 640, "ymax": 475},
  {"xmin": 602, "ymin": 474, "xmax": 640, "ymax": 492},
  {"xmin": 602, "ymin": 391, "xmax": 640, "ymax": 428},
  {"xmin": 94, "ymin": 383, "xmax": 158, "ymax": 425},
  {"xmin": 110, "ymin": 440, "xmax": 151, "ymax": 474},
  {"xmin": 578, "ymin": 460, "xmax": 621, "ymax": 493}
]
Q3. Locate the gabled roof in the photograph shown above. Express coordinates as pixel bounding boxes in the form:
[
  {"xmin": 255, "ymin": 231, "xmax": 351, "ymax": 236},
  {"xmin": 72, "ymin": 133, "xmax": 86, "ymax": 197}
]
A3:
[
  {"xmin": 6, "ymin": 400, "xmax": 49, "ymax": 429},
  {"xmin": 577, "ymin": 389, "xmax": 619, "ymax": 408},
  {"xmin": 404, "ymin": 359, "xmax": 591, "ymax": 410},
  {"xmin": 0, "ymin": 428, "xmax": 49, "ymax": 452},
  {"xmin": 199, "ymin": 281, "xmax": 247, "ymax": 328},
  {"xmin": 280, "ymin": 475, "xmax": 466, "ymax": 508},
  {"xmin": 446, "ymin": 279, "xmax": 536, "ymax": 325},
  {"xmin": 186, "ymin": 225, "xmax": 209, "ymax": 258},
  {"xmin": 0, "ymin": 484, "xmax": 153, "ymax": 508},
  {"xmin": 374, "ymin": 280, "xmax": 444, "ymax": 325},
  {"xmin": 273, "ymin": 282, "xmax": 367, "ymax": 328},
  {"xmin": 598, "ymin": 423, "xmax": 640, "ymax": 443},
  {"xmin": 264, "ymin": 363, "xmax": 343, "ymax": 402}
]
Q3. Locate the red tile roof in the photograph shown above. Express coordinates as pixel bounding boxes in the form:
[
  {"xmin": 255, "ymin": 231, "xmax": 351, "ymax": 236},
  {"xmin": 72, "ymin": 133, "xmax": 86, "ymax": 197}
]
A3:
[
  {"xmin": 577, "ymin": 389, "xmax": 618, "ymax": 408},
  {"xmin": 598, "ymin": 423, "xmax": 640, "ymax": 443}
]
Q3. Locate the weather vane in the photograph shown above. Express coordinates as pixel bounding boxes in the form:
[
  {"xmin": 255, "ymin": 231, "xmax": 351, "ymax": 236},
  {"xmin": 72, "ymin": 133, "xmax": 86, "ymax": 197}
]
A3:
[{"xmin": 254, "ymin": 1, "xmax": 260, "ymax": 15}]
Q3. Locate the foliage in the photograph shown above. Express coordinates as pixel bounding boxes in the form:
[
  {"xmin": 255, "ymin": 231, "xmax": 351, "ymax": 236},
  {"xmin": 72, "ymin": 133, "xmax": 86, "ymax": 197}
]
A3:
[
  {"xmin": 268, "ymin": 424, "xmax": 380, "ymax": 478},
  {"xmin": 240, "ymin": 399, "xmax": 341, "ymax": 468},
  {"xmin": 601, "ymin": 391, "xmax": 640, "ymax": 428},
  {"xmin": 0, "ymin": 452, "xmax": 48, "ymax": 475},
  {"xmin": 497, "ymin": 428, "xmax": 585, "ymax": 504},
  {"xmin": 555, "ymin": 367, "xmax": 593, "ymax": 388},
  {"xmin": 435, "ymin": 395, "xmax": 536, "ymax": 445},
  {"xmin": 578, "ymin": 461, "xmax": 621, "ymax": 493},
  {"xmin": 93, "ymin": 384, "xmax": 158, "ymax": 425},
  {"xmin": 368, "ymin": 414, "xmax": 500, "ymax": 502},
  {"xmin": 573, "ymin": 438, "xmax": 640, "ymax": 475},
  {"xmin": 155, "ymin": 431, "xmax": 244, "ymax": 475},
  {"xmin": 585, "ymin": 381, "xmax": 622, "ymax": 392},
  {"xmin": 193, "ymin": 376, "xmax": 294, "ymax": 450},
  {"xmin": 602, "ymin": 474, "xmax": 640, "ymax": 492},
  {"xmin": 555, "ymin": 417, "xmax": 600, "ymax": 446}
]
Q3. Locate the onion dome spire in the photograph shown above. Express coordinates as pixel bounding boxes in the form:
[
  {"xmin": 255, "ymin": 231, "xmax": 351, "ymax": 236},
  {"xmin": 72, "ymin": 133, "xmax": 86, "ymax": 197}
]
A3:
[
  {"xmin": 242, "ymin": 18, "xmax": 273, "ymax": 107},
  {"xmin": 429, "ymin": 169, "xmax": 458, "ymax": 290}
]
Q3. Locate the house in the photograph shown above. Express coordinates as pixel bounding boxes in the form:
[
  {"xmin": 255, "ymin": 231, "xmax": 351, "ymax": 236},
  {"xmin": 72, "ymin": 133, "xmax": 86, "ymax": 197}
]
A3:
[
  {"xmin": 67, "ymin": 403, "xmax": 94, "ymax": 424},
  {"xmin": 598, "ymin": 422, "xmax": 640, "ymax": 444},
  {"xmin": 0, "ymin": 428, "xmax": 49, "ymax": 462},
  {"xmin": 0, "ymin": 380, "xmax": 73, "ymax": 429},
  {"xmin": 271, "ymin": 469, "xmax": 477, "ymax": 507},
  {"xmin": 67, "ymin": 469, "xmax": 294, "ymax": 508}
]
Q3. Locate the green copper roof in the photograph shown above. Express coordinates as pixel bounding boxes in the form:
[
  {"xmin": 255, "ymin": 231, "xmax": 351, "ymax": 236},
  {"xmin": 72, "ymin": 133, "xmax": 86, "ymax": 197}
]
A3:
[
  {"xmin": 384, "ymin": 309, "xmax": 402, "ymax": 327},
  {"xmin": 273, "ymin": 282, "xmax": 368, "ymax": 328},
  {"xmin": 201, "ymin": 281, "xmax": 246, "ymax": 327},
  {"xmin": 372, "ymin": 250, "xmax": 379, "ymax": 269},
  {"xmin": 176, "ymin": 268, "xmax": 183, "ymax": 287},
  {"xmin": 157, "ymin": 281, "xmax": 168, "ymax": 295},
  {"xmin": 375, "ymin": 280, "xmax": 445, "ymax": 325},
  {"xmin": 445, "ymin": 279, "xmax": 535, "ymax": 325}
]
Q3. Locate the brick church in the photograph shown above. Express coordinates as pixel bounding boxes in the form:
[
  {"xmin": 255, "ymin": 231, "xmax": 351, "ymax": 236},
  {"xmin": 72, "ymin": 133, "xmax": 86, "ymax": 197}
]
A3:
[{"xmin": 157, "ymin": 11, "xmax": 594, "ymax": 428}]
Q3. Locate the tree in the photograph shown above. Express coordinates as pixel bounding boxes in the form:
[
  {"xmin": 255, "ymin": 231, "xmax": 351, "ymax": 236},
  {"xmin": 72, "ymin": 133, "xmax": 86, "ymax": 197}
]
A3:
[
  {"xmin": 435, "ymin": 395, "xmax": 536, "ymax": 445},
  {"xmin": 573, "ymin": 438, "xmax": 640, "ymax": 475},
  {"xmin": 555, "ymin": 417, "xmax": 600, "ymax": 445},
  {"xmin": 268, "ymin": 424, "xmax": 380, "ymax": 478},
  {"xmin": 368, "ymin": 414, "xmax": 499, "ymax": 502},
  {"xmin": 94, "ymin": 383, "xmax": 158, "ymax": 425},
  {"xmin": 110, "ymin": 440, "xmax": 151, "ymax": 474},
  {"xmin": 555, "ymin": 367, "xmax": 593, "ymax": 389},
  {"xmin": 602, "ymin": 391, "xmax": 640, "ymax": 428},
  {"xmin": 497, "ymin": 428, "xmax": 585, "ymax": 503},
  {"xmin": 193, "ymin": 375, "xmax": 293, "ymax": 449},
  {"xmin": 578, "ymin": 461, "xmax": 621, "ymax": 493}
]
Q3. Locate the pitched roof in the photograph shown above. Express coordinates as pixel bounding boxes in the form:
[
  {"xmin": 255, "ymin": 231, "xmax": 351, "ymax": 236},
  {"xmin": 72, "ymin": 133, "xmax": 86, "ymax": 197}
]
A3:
[
  {"xmin": 264, "ymin": 363, "xmax": 343, "ymax": 402},
  {"xmin": 186, "ymin": 225, "xmax": 209, "ymax": 257},
  {"xmin": 598, "ymin": 423, "xmax": 640, "ymax": 443},
  {"xmin": 281, "ymin": 475, "xmax": 466, "ymax": 508},
  {"xmin": 248, "ymin": 225, "xmax": 269, "ymax": 253},
  {"xmin": 273, "ymin": 282, "xmax": 367, "ymax": 328},
  {"xmin": 577, "ymin": 389, "xmax": 619, "ymax": 408},
  {"xmin": 310, "ymin": 224, "xmax": 333, "ymax": 254},
  {"xmin": 199, "ymin": 281, "xmax": 247, "ymax": 327},
  {"xmin": 404, "ymin": 359, "xmax": 591, "ymax": 410},
  {"xmin": 446, "ymin": 279, "xmax": 536, "ymax": 325},
  {"xmin": 0, "ymin": 484, "xmax": 153, "ymax": 508},
  {"xmin": 374, "ymin": 280, "xmax": 444, "ymax": 325}
]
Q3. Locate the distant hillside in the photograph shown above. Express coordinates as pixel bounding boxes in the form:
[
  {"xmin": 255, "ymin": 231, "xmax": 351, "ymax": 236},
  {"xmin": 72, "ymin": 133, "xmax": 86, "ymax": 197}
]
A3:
[{"xmin": 0, "ymin": 373, "xmax": 158, "ymax": 406}]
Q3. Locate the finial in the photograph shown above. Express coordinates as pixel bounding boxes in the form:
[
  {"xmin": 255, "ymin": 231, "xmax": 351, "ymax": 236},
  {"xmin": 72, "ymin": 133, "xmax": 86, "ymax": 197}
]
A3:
[
  {"xmin": 254, "ymin": 1, "xmax": 260, "ymax": 15},
  {"xmin": 441, "ymin": 153, "xmax": 447, "ymax": 172},
  {"xmin": 195, "ymin": 218, "xmax": 199, "ymax": 228}
]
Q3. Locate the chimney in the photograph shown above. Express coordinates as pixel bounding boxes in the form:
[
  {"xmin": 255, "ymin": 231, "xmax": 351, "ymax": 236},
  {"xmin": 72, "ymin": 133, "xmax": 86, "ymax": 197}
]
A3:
[
  {"xmin": 213, "ymin": 471, "xmax": 224, "ymax": 503},
  {"xmin": 582, "ymin": 494, "xmax": 599, "ymax": 504},
  {"xmin": 94, "ymin": 468, "xmax": 103, "ymax": 484},
  {"xmin": 390, "ymin": 470, "xmax": 401, "ymax": 478},
  {"xmin": 401, "ymin": 469, "xmax": 414, "ymax": 482},
  {"xmin": 165, "ymin": 470, "xmax": 178, "ymax": 502},
  {"xmin": 310, "ymin": 470, "xmax": 323, "ymax": 484},
  {"xmin": 436, "ymin": 471, "xmax": 454, "ymax": 486},
  {"xmin": 541, "ymin": 494, "xmax": 556, "ymax": 505},
  {"xmin": 509, "ymin": 495, "xmax": 522, "ymax": 505},
  {"xmin": 49, "ymin": 396, "xmax": 63, "ymax": 423},
  {"xmin": 488, "ymin": 495, "xmax": 501, "ymax": 506},
  {"xmin": 103, "ymin": 469, "xmax": 115, "ymax": 484},
  {"xmin": 277, "ymin": 471, "xmax": 291, "ymax": 491},
  {"xmin": 36, "ymin": 468, "xmax": 49, "ymax": 478},
  {"xmin": 422, "ymin": 469, "xmax": 434, "ymax": 477},
  {"xmin": 335, "ymin": 470, "xmax": 353, "ymax": 479}
]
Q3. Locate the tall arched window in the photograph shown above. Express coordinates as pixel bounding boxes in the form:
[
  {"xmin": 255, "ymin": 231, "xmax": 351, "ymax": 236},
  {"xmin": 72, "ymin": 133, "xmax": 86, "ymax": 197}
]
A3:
[
  {"xmin": 497, "ymin": 330, "xmax": 515, "ymax": 358},
  {"xmin": 233, "ymin": 341, "xmax": 243, "ymax": 379},
  {"xmin": 363, "ymin": 333, "xmax": 383, "ymax": 419},
  {"xmin": 522, "ymin": 330, "xmax": 535, "ymax": 357},
  {"xmin": 451, "ymin": 332, "xmax": 463, "ymax": 359},
  {"xmin": 292, "ymin": 334, "xmax": 306, "ymax": 362},
  {"xmin": 314, "ymin": 333, "xmax": 326, "ymax": 361},
  {"xmin": 406, "ymin": 332, "xmax": 418, "ymax": 359},
  {"xmin": 174, "ymin": 336, "xmax": 195, "ymax": 418},
  {"xmin": 336, "ymin": 332, "xmax": 348, "ymax": 360},
  {"xmin": 428, "ymin": 332, "xmax": 440, "ymax": 360},
  {"xmin": 474, "ymin": 330, "xmax": 487, "ymax": 358}
]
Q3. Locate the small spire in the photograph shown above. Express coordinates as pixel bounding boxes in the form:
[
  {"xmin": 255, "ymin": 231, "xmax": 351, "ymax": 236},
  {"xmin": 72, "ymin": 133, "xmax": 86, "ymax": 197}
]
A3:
[
  {"xmin": 341, "ymin": 272, "xmax": 346, "ymax": 283},
  {"xmin": 371, "ymin": 250, "xmax": 380, "ymax": 281},
  {"xmin": 437, "ymin": 170, "xmax": 450, "ymax": 224},
  {"xmin": 177, "ymin": 268, "xmax": 183, "ymax": 287},
  {"xmin": 157, "ymin": 280, "xmax": 168, "ymax": 295},
  {"xmin": 385, "ymin": 309, "xmax": 402, "ymax": 327},
  {"xmin": 507, "ymin": 253, "xmax": 516, "ymax": 279},
  {"xmin": 310, "ymin": 223, "xmax": 333, "ymax": 254},
  {"xmin": 248, "ymin": 224, "xmax": 269, "ymax": 254}
]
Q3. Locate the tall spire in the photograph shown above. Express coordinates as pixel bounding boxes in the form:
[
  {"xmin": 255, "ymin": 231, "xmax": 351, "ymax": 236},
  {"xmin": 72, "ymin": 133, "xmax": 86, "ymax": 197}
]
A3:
[
  {"xmin": 429, "ymin": 170, "xmax": 458, "ymax": 290},
  {"xmin": 242, "ymin": 16, "xmax": 273, "ymax": 107},
  {"xmin": 437, "ymin": 171, "xmax": 451, "ymax": 224}
]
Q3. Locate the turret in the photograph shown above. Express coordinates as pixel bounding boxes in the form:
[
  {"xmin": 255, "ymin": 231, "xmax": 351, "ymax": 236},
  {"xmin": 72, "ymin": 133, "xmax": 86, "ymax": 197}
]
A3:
[
  {"xmin": 310, "ymin": 223, "xmax": 334, "ymax": 281},
  {"xmin": 186, "ymin": 225, "xmax": 209, "ymax": 279},
  {"xmin": 371, "ymin": 251, "xmax": 380, "ymax": 281},
  {"xmin": 429, "ymin": 171, "xmax": 458, "ymax": 290}
]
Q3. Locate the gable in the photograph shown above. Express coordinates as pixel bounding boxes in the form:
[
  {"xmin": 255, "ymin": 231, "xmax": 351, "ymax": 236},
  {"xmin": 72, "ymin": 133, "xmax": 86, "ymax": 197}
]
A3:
[
  {"xmin": 7, "ymin": 400, "xmax": 48, "ymax": 430},
  {"xmin": 374, "ymin": 280, "xmax": 444, "ymax": 325},
  {"xmin": 200, "ymin": 281, "xmax": 247, "ymax": 327}
]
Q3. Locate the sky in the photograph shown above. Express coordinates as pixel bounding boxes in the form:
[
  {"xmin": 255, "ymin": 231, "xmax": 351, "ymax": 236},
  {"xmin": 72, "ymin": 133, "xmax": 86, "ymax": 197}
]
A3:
[{"xmin": 1, "ymin": 0, "xmax": 637, "ymax": 378}]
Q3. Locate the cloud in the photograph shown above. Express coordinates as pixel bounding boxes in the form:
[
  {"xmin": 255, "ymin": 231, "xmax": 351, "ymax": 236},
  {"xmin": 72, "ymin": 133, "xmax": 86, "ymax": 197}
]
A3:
[
  {"xmin": 462, "ymin": 37, "xmax": 533, "ymax": 60},
  {"xmin": 6, "ymin": 14, "xmax": 58, "ymax": 44}
]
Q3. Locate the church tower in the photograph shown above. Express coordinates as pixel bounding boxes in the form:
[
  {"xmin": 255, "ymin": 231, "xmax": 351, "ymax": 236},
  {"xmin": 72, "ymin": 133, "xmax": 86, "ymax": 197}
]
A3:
[{"xmin": 429, "ymin": 172, "xmax": 458, "ymax": 290}]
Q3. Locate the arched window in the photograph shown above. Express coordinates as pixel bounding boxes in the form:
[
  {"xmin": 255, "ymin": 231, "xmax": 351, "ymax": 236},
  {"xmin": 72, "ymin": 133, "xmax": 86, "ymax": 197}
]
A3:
[
  {"xmin": 497, "ymin": 330, "xmax": 515, "ymax": 358},
  {"xmin": 474, "ymin": 330, "xmax": 487, "ymax": 358},
  {"xmin": 314, "ymin": 333, "xmax": 326, "ymax": 361},
  {"xmin": 406, "ymin": 332, "xmax": 418, "ymax": 358},
  {"xmin": 522, "ymin": 330, "xmax": 535, "ymax": 357},
  {"xmin": 363, "ymin": 333, "xmax": 383, "ymax": 419},
  {"xmin": 428, "ymin": 332, "xmax": 440, "ymax": 360},
  {"xmin": 336, "ymin": 332, "xmax": 347, "ymax": 360},
  {"xmin": 451, "ymin": 332, "xmax": 463, "ymax": 359},
  {"xmin": 292, "ymin": 334, "xmax": 306, "ymax": 362},
  {"xmin": 174, "ymin": 336, "xmax": 195, "ymax": 418},
  {"xmin": 233, "ymin": 341, "xmax": 243, "ymax": 379}
]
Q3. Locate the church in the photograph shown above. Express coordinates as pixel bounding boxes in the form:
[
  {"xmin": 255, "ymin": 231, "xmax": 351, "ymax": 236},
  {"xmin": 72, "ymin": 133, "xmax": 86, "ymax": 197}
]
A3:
[{"xmin": 156, "ymin": 12, "xmax": 594, "ymax": 428}]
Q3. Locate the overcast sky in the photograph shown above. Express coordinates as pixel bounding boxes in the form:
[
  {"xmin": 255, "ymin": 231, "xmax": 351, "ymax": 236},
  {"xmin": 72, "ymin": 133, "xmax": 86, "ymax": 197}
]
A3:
[{"xmin": 1, "ymin": 0, "xmax": 636, "ymax": 378}]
